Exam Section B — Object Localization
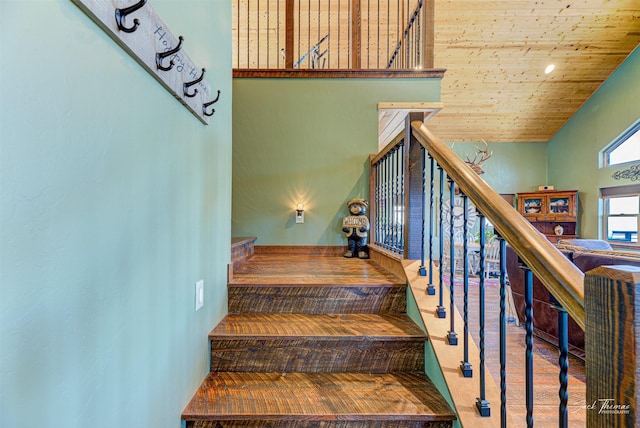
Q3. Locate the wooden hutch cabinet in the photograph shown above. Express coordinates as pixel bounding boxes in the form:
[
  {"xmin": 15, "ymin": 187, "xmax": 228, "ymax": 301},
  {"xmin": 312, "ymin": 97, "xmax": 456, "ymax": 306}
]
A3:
[{"xmin": 516, "ymin": 190, "xmax": 578, "ymax": 242}]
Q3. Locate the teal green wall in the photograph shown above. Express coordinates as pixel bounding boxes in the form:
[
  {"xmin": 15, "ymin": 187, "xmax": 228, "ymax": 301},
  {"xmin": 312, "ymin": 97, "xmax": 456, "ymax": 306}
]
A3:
[
  {"xmin": 406, "ymin": 288, "xmax": 461, "ymax": 428},
  {"xmin": 548, "ymin": 47, "xmax": 640, "ymax": 239},
  {"xmin": 448, "ymin": 142, "xmax": 548, "ymax": 194},
  {"xmin": 232, "ymin": 78, "xmax": 441, "ymax": 245},
  {"xmin": 0, "ymin": 1, "xmax": 231, "ymax": 427},
  {"xmin": 232, "ymin": 78, "xmax": 549, "ymax": 246}
]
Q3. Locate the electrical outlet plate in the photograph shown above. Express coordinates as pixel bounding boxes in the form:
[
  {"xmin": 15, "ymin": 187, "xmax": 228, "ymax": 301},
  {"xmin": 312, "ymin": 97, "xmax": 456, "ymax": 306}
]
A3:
[{"xmin": 195, "ymin": 280, "xmax": 204, "ymax": 311}]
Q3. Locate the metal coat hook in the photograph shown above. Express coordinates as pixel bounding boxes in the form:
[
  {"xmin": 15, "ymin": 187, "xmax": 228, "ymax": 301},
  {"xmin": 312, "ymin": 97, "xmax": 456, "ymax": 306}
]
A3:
[
  {"xmin": 202, "ymin": 90, "xmax": 221, "ymax": 117},
  {"xmin": 156, "ymin": 36, "xmax": 184, "ymax": 71},
  {"xmin": 183, "ymin": 68, "xmax": 206, "ymax": 98},
  {"xmin": 115, "ymin": 0, "xmax": 147, "ymax": 33}
]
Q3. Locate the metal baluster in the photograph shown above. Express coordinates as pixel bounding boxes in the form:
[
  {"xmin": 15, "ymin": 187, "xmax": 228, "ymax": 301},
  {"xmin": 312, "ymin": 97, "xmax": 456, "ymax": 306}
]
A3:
[
  {"xmin": 377, "ymin": 160, "xmax": 383, "ymax": 247},
  {"xmin": 419, "ymin": 146, "xmax": 427, "ymax": 276},
  {"xmin": 416, "ymin": 1, "xmax": 420, "ymax": 67},
  {"xmin": 297, "ymin": 0, "xmax": 301, "ymax": 67},
  {"xmin": 427, "ymin": 154, "xmax": 435, "ymax": 294},
  {"xmin": 387, "ymin": 150, "xmax": 393, "ymax": 250},
  {"xmin": 379, "ymin": 155, "xmax": 385, "ymax": 249},
  {"xmin": 447, "ymin": 178, "xmax": 457, "ymax": 345},
  {"xmin": 376, "ymin": 0, "xmax": 380, "ymax": 68},
  {"xmin": 378, "ymin": 158, "xmax": 384, "ymax": 248},
  {"xmin": 498, "ymin": 232, "xmax": 507, "ymax": 428},
  {"xmin": 327, "ymin": 0, "xmax": 331, "ymax": 67},
  {"xmin": 436, "ymin": 164, "xmax": 446, "ymax": 318},
  {"xmin": 386, "ymin": 0, "xmax": 390, "ymax": 64},
  {"xmin": 337, "ymin": 0, "xmax": 341, "ymax": 68},
  {"xmin": 521, "ymin": 262, "xmax": 535, "ymax": 427},
  {"xmin": 236, "ymin": 2, "xmax": 242, "ymax": 68},
  {"xmin": 374, "ymin": 162, "xmax": 380, "ymax": 246},
  {"xmin": 460, "ymin": 193, "xmax": 472, "ymax": 376},
  {"xmin": 383, "ymin": 153, "xmax": 390, "ymax": 250},
  {"xmin": 395, "ymin": 144, "xmax": 402, "ymax": 253},
  {"xmin": 307, "ymin": 0, "xmax": 311, "ymax": 68},
  {"xmin": 553, "ymin": 294, "xmax": 569, "ymax": 428},
  {"xmin": 399, "ymin": 141, "xmax": 405, "ymax": 252},
  {"xmin": 476, "ymin": 212, "xmax": 491, "ymax": 416},
  {"xmin": 391, "ymin": 147, "xmax": 397, "ymax": 251},
  {"xmin": 246, "ymin": 0, "xmax": 250, "ymax": 67}
]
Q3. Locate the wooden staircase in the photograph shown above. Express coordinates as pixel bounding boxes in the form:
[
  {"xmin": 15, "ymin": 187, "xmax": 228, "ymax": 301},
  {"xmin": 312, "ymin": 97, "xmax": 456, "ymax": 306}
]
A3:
[{"xmin": 181, "ymin": 242, "xmax": 456, "ymax": 427}]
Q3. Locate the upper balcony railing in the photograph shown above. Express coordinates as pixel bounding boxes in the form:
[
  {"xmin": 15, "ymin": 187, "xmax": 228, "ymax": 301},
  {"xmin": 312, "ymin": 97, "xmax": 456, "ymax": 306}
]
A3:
[{"xmin": 233, "ymin": 0, "xmax": 434, "ymax": 73}]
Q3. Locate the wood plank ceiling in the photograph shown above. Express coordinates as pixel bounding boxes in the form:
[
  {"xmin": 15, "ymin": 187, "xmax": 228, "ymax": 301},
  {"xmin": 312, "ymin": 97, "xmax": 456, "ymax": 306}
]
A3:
[{"xmin": 428, "ymin": 0, "xmax": 640, "ymax": 142}]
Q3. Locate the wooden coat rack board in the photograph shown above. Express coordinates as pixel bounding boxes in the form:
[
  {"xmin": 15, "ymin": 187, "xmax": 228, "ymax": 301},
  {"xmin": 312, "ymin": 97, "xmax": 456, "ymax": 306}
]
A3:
[{"xmin": 71, "ymin": 0, "xmax": 220, "ymax": 125}]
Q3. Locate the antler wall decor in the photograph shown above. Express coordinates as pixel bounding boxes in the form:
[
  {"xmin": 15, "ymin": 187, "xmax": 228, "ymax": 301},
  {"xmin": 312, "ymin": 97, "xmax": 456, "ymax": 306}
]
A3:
[
  {"xmin": 71, "ymin": 0, "xmax": 221, "ymax": 125},
  {"xmin": 465, "ymin": 140, "xmax": 493, "ymax": 175}
]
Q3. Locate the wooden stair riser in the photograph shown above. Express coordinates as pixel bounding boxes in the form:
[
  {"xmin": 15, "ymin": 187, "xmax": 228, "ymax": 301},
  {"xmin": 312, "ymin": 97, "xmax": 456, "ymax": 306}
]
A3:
[
  {"xmin": 210, "ymin": 338, "xmax": 425, "ymax": 373},
  {"xmin": 187, "ymin": 421, "xmax": 453, "ymax": 427},
  {"xmin": 228, "ymin": 285, "xmax": 406, "ymax": 314}
]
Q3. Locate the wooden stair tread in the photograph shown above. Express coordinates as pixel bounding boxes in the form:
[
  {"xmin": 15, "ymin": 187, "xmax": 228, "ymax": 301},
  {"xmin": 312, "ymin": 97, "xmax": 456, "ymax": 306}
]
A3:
[
  {"xmin": 230, "ymin": 255, "xmax": 402, "ymax": 286},
  {"xmin": 181, "ymin": 372, "xmax": 456, "ymax": 422},
  {"xmin": 210, "ymin": 314, "xmax": 426, "ymax": 340}
]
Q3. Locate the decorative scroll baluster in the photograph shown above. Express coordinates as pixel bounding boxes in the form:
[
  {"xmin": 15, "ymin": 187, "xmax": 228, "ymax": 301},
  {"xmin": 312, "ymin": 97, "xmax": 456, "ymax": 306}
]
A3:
[
  {"xmin": 460, "ymin": 192, "xmax": 472, "ymax": 376},
  {"xmin": 447, "ymin": 178, "xmax": 457, "ymax": 345},
  {"xmin": 419, "ymin": 146, "xmax": 427, "ymax": 275},
  {"xmin": 521, "ymin": 263, "xmax": 535, "ymax": 427},
  {"xmin": 427, "ymin": 153, "xmax": 435, "ymax": 294},
  {"xmin": 476, "ymin": 211, "xmax": 490, "ymax": 416},
  {"xmin": 436, "ymin": 164, "xmax": 446, "ymax": 318},
  {"xmin": 497, "ymin": 232, "xmax": 507, "ymax": 428}
]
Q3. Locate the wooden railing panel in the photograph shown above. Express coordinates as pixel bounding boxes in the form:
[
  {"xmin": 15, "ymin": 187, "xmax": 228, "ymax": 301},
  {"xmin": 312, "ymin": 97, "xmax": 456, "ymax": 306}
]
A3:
[{"xmin": 233, "ymin": 0, "xmax": 431, "ymax": 70}]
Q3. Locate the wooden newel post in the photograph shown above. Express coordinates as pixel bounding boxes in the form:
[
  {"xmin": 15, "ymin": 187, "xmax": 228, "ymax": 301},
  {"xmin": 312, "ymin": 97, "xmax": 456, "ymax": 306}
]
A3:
[{"xmin": 585, "ymin": 265, "xmax": 640, "ymax": 428}]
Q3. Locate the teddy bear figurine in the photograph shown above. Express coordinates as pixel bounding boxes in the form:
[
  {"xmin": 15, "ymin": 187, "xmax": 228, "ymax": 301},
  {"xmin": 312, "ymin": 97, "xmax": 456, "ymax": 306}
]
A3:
[{"xmin": 342, "ymin": 198, "xmax": 370, "ymax": 259}]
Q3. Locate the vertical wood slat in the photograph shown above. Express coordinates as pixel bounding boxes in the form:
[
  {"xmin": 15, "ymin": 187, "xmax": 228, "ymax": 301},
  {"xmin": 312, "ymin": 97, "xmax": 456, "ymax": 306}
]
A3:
[
  {"xmin": 285, "ymin": 0, "xmax": 295, "ymax": 68},
  {"xmin": 403, "ymin": 111, "xmax": 425, "ymax": 260},
  {"xmin": 421, "ymin": 0, "xmax": 433, "ymax": 68},
  {"xmin": 585, "ymin": 265, "xmax": 640, "ymax": 428},
  {"xmin": 351, "ymin": 0, "xmax": 361, "ymax": 69}
]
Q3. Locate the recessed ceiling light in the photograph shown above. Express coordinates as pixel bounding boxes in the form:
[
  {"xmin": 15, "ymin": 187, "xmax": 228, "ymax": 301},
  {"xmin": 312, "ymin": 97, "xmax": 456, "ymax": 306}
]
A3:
[{"xmin": 545, "ymin": 64, "xmax": 555, "ymax": 74}]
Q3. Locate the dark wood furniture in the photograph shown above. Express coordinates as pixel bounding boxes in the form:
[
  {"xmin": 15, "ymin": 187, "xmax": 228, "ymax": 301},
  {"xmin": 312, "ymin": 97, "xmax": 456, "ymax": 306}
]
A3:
[
  {"xmin": 506, "ymin": 243, "xmax": 640, "ymax": 360},
  {"xmin": 517, "ymin": 189, "xmax": 578, "ymax": 242}
]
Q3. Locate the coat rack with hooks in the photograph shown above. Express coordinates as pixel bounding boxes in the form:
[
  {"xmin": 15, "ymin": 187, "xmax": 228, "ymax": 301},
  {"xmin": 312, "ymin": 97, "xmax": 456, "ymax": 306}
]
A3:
[{"xmin": 71, "ymin": 0, "xmax": 221, "ymax": 125}]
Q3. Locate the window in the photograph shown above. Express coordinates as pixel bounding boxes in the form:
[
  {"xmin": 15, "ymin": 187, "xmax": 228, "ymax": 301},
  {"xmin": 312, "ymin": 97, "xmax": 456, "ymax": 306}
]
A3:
[
  {"xmin": 603, "ymin": 120, "xmax": 640, "ymax": 167},
  {"xmin": 601, "ymin": 185, "xmax": 640, "ymax": 244}
]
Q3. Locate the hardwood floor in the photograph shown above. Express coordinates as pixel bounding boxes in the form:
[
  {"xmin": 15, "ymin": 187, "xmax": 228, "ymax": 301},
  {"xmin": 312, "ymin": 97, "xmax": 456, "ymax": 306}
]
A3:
[{"xmin": 452, "ymin": 280, "xmax": 587, "ymax": 427}]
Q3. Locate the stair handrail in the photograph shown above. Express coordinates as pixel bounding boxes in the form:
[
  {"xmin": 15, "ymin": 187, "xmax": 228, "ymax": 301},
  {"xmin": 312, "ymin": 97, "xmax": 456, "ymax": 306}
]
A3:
[{"xmin": 410, "ymin": 120, "xmax": 585, "ymax": 329}]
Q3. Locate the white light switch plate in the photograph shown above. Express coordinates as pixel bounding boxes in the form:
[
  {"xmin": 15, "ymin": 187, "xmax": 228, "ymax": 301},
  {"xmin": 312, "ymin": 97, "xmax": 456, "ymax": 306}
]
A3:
[{"xmin": 195, "ymin": 280, "xmax": 204, "ymax": 311}]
